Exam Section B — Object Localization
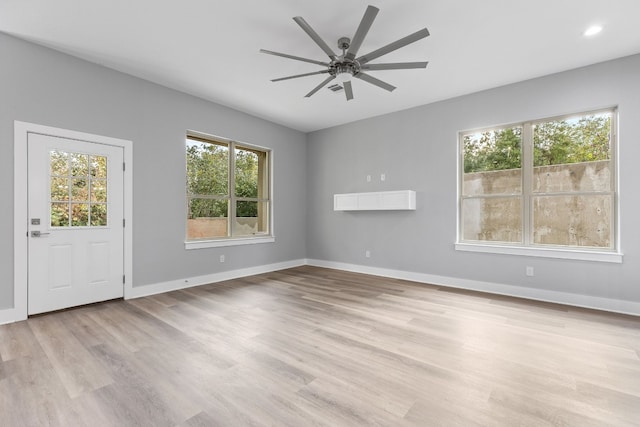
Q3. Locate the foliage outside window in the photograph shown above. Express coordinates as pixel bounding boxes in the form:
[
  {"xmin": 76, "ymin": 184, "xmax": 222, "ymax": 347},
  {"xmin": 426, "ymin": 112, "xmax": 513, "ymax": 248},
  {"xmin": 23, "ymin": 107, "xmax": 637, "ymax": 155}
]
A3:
[
  {"xmin": 50, "ymin": 151, "xmax": 108, "ymax": 227},
  {"xmin": 186, "ymin": 133, "xmax": 270, "ymax": 241},
  {"xmin": 460, "ymin": 109, "xmax": 616, "ymax": 251}
]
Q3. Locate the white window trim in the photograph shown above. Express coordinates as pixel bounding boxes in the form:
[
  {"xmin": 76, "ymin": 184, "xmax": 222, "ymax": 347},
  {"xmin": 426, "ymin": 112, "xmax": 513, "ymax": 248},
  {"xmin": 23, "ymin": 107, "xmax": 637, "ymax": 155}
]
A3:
[
  {"xmin": 455, "ymin": 242, "xmax": 622, "ymax": 263},
  {"xmin": 185, "ymin": 235, "xmax": 275, "ymax": 250},
  {"xmin": 456, "ymin": 108, "xmax": 622, "ymax": 263},
  {"xmin": 184, "ymin": 131, "xmax": 274, "ymax": 249}
]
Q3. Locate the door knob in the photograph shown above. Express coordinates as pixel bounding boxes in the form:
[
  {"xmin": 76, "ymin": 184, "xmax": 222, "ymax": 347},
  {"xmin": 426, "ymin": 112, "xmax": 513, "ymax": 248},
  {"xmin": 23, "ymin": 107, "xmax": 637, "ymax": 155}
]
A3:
[{"xmin": 31, "ymin": 231, "xmax": 51, "ymax": 237}]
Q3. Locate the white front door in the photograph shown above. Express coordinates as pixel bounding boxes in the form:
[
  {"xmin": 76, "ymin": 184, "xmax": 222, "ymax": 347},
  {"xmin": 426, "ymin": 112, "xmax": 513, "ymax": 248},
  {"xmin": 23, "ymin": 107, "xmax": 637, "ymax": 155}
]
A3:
[{"xmin": 27, "ymin": 132, "xmax": 125, "ymax": 315}]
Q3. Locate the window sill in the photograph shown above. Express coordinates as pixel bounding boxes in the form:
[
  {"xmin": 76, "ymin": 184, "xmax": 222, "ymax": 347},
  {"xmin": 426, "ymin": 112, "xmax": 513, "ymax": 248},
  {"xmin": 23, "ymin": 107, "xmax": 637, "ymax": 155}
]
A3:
[
  {"xmin": 455, "ymin": 242, "xmax": 623, "ymax": 263},
  {"xmin": 185, "ymin": 235, "xmax": 275, "ymax": 250}
]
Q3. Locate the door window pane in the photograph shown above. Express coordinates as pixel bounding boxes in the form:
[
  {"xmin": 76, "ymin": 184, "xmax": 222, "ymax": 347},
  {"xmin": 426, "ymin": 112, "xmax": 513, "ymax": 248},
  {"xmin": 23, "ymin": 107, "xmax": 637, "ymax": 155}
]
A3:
[
  {"xmin": 70, "ymin": 153, "xmax": 89, "ymax": 176},
  {"xmin": 90, "ymin": 204, "xmax": 108, "ymax": 226},
  {"xmin": 50, "ymin": 178, "xmax": 69, "ymax": 201},
  {"xmin": 90, "ymin": 155, "xmax": 107, "ymax": 178},
  {"xmin": 50, "ymin": 151, "xmax": 69, "ymax": 176},
  {"xmin": 71, "ymin": 178, "xmax": 89, "ymax": 201},
  {"xmin": 71, "ymin": 204, "xmax": 89, "ymax": 226},
  {"xmin": 91, "ymin": 179, "xmax": 107, "ymax": 202},
  {"xmin": 51, "ymin": 203, "xmax": 69, "ymax": 227}
]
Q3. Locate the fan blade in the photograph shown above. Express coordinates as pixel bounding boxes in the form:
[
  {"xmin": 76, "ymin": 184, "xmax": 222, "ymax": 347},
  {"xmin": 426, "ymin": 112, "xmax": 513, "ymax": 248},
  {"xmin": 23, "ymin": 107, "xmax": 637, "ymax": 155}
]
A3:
[
  {"xmin": 271, "ymin": 70, "xmax": 329, "ymax": 82},
  {"xmin": 357, "ymin": 28, "xmax": 430, "ymax": 65},
  {"xmin": 293, "ymin": 16, "xmax": 338, "ymax": 61},
  {"xmin": 260, "ymin": 49, "xmax": 329, "ymax": 66},
  {"xmin": 344, "ymin": 81, "xmax": 354, "ymax": 101},
  {"xmin": 345, "ymin": 5, "xmax": 379, "ymax": 60},
  {"xmin": 305, "ymin": 75, "xmax": 336, "ymax": 98},
  {"xmin": 354, "ymin": 72, "xmax": 396, "ymax": 92},
  {"xmin": 361, "ymin": 61, "xmax": 428, "ymax": 71}
]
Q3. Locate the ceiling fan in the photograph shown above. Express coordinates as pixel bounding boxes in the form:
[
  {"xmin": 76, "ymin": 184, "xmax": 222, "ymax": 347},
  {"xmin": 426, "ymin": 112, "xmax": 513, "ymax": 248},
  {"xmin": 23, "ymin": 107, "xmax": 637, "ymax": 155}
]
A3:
[{"xmin": 260, "ymin": 5, "xmax": 430, "ymax": 101}]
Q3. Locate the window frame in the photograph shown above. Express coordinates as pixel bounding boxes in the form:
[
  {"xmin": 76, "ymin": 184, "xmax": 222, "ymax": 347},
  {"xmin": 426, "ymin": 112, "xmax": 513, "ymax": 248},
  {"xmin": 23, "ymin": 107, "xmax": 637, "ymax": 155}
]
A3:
[
  {"xmin": 456, "ymin": 108, "xmax": 622, "ymax": 263},
  {"xmin": 184, "ymin": 131, "xmax": 274, "ymax": 250}
]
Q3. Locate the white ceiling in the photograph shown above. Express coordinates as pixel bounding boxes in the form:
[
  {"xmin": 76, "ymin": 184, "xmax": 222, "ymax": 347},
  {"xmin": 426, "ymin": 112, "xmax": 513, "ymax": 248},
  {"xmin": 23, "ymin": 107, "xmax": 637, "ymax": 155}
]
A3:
[{"xmin": 2, "ymin": 1, "xmax": 640, "ymax": 132}]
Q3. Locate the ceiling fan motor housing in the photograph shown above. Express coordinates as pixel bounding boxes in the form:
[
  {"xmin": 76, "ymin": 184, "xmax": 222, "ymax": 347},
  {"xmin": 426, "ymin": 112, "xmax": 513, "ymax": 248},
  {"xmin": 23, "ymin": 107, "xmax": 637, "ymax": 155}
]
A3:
[
  {"xmin": 330, "ymin": 37, "xmax": 360, "ymax": 78},
  {"xmin": 331, "ymin": 59, "xmax": 360, "ymax": 78}
]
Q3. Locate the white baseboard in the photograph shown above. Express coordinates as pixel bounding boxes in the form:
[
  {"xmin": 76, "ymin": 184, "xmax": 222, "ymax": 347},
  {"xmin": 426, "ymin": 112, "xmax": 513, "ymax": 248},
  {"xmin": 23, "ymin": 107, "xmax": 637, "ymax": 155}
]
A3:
[
  {"xmin": 0, "ymin": 307, "xmax": 20, "ymax": 326},
  {"xmin": 126, "ymin": 259, "xmax": 307, "ymax": 299},
  {"xmin": 2, "ymin": 257, "xmax": 637, "ymax": 324},
  {"xmin": 306, "ymin": 259, "xmax": 640, "ymax": 317}
]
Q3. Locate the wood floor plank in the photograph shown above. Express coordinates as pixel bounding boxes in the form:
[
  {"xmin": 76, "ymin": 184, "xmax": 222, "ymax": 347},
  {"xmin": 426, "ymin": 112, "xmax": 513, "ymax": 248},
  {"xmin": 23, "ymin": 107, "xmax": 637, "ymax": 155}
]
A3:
[
  {"xmin": 179, "ymin": 410, "xmax": 224, "ymax": 427},
  {"xmin": 0, "ymin": 321, "xmax": 43, "ymax": 362},
  {"xmin": 85, "ymin": 303, "xmax": 159, "ymax": 352},
  {"xmin": 0, "ymin": 351, "xmax": 84, "ymax": 426},
  {"xmin": 87, "ymin": 342, "xmax": 185, "ymax": 427},
  {"xmin": 28, "ymin": 315, "xmax": 114, "ymax": 399},
  {"xmin": 57, "ymin": 308, "xmax": 113, "ymax": 348},
  {"xmin": 1, "ymin": 265, "xmax": 639, "ymax": 426}
]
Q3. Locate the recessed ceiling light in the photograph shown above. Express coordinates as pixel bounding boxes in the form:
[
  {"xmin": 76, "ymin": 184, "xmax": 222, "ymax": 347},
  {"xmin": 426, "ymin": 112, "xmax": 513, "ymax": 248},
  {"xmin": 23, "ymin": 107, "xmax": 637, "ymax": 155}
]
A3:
[{"xmin": 584, "ymin": 25, "xmax": 603, "ymax": 37}]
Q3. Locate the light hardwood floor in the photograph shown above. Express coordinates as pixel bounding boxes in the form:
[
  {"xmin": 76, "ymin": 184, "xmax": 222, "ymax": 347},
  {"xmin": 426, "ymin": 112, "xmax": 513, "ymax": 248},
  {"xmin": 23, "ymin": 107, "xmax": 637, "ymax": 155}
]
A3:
[{"xmin": 1, "ymin": 266, "xmax": 639, "ymax": 426}]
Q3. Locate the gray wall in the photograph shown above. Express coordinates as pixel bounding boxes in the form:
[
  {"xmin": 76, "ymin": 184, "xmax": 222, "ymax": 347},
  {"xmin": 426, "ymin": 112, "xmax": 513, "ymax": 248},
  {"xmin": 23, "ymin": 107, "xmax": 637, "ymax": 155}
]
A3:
[
  {"xmin": 3, "ymin": 30, "xmax": 639, "ymax": 312},
  {"xmin": 307, "ymin": 54, "xmax": 640, "ymax": 304},
  {"xmin": 1, "ymin": 33, "xmax": 307, "ymax": 309}
]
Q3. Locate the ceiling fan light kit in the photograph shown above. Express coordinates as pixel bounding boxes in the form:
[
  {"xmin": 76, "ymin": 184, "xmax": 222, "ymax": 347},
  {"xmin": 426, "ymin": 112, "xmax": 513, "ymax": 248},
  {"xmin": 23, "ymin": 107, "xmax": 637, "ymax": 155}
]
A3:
[{"xmin": 261, "ymin": 5, "xmax": 430, "ymax": 101}]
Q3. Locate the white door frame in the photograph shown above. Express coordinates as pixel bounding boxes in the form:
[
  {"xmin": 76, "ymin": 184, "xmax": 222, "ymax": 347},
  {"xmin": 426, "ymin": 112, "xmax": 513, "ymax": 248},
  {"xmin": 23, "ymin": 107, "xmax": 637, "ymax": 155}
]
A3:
[{"xmin": 13, "ymin": 121, "xmax": 133, "ymax": 322}]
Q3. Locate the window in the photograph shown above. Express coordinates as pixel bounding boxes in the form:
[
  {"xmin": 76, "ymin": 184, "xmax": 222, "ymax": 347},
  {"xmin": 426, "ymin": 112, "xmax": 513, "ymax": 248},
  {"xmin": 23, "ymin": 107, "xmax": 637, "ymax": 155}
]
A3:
[
  {"xmin": 50, "ymin": 151, "xmax": 108, "ymax": 227},
  {"xmin": 185, "ymin": 132, "xmax": 272, "ymax": 248},
  {"xmin": 458, "ymin": 109, "xmax": 619, "ymax": 261}
]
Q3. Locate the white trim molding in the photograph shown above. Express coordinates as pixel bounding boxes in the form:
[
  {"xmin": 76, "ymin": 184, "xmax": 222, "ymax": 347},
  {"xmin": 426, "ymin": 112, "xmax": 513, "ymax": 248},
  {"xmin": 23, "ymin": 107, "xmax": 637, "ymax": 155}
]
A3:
[
  {"xmin": 2, "ymin": 257, "xmax": 304, "ymax": 325},
  {"xmin": 306, "ymin": 259, "xmax": 640, "ymax": 316},
  {"xmin": 3, "ymin": 255, "xmax": 636, "ymax": 324},
  {"xmin": 455, "ymin": 242, "xmax": 623, "ymax": 263},
  {"xmin": 185, "ymin": 236, "xmax": 275, "ymax": 250},
  {"xmin": 0, "ymin": 308, "xmax": 19, "ymax": 326},
  {"xmin": 126, "ymin": 259, "xmax": 306, "ymax": 299},
  {"xmin": 13, "ymin": 121, "xmax": 134, "ymax": 323}
]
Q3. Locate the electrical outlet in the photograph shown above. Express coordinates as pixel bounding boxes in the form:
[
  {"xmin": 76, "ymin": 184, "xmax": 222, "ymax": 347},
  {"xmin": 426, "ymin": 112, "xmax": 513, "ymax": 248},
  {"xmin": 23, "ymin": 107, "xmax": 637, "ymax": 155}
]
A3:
[
  {"xmin": 380, "ymin": 173, "xmax": 386, "ymax": 181},
  {"xmin": 365, "ymin": 250, "xmax": 371, "ymax": 258},
  {"xmin": 526, "ymin": 266, "xmax": 534, "ymax": 277},
  {"xmin": 220, "ymin": 254, "xmax": 225, "ymax": 263},
  {"xmin": 366, "ymin": 175, "xmax": 371, "ymax": 182}
]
